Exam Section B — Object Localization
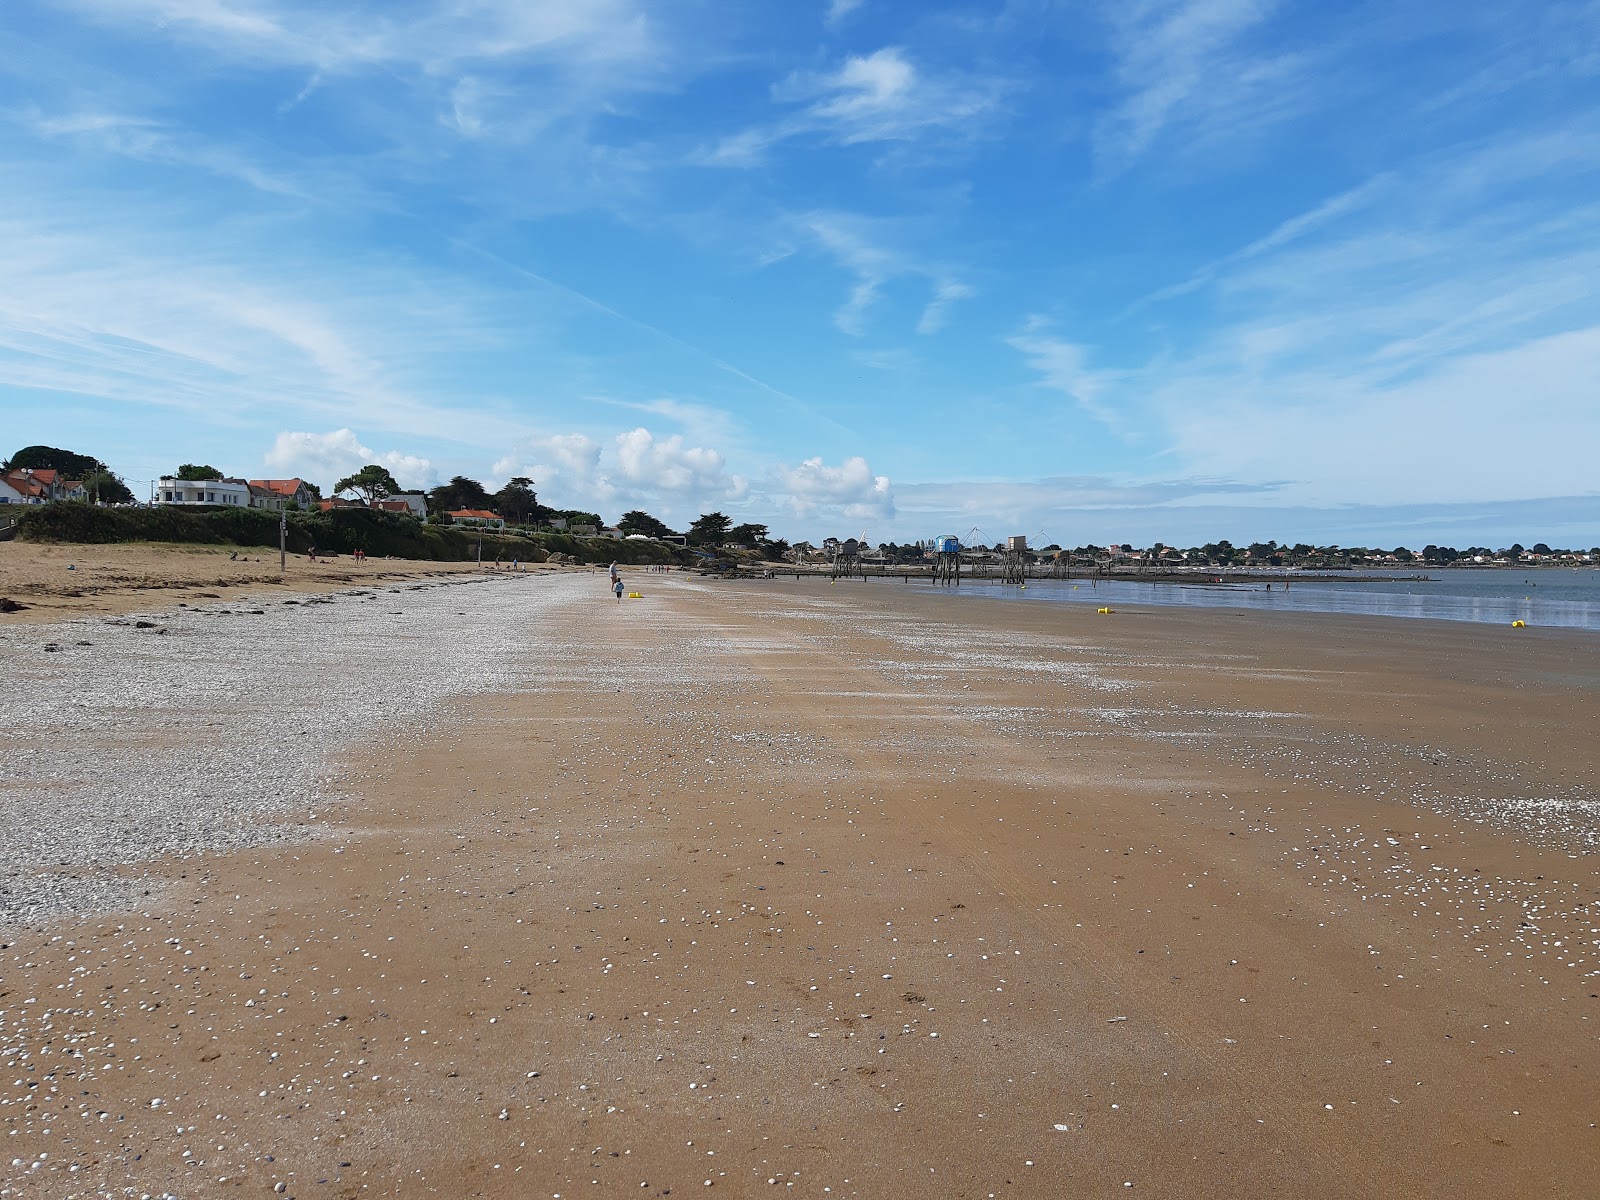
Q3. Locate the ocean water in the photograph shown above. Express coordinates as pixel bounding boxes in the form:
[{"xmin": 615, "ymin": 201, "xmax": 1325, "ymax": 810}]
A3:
[{"xmin": 962, "ymin": 567, "xmax": 1600, "ymax": 631}]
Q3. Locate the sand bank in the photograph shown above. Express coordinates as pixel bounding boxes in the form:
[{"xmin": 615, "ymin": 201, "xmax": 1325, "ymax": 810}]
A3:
[{"xmin": 2, "ymin": 574, "xmax": 1597, "ymax": 1198}]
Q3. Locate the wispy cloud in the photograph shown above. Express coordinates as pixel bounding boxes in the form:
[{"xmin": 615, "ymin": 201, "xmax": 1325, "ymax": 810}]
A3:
[
  {"xmin": 1092, "ymin": 0, "xmax": 1305, "ymax": 176},
  {"xmin": 824, "ymin": 0, "xmax": 865, "ymax": 30},
  {"xmin": 701, "ymin": 45, "xmax": 1005, "ymax": 164},
  {"xmin": 799, "ymin": 211, "xmax": 972, "ymax": 336},
  {"xmin": 61, "ymin": 0, "xmax": 657, "ymax": 75},
  {"xmin": 7, "ymin": 104, "xmax": 308, "ymax": 196},
  {"xmin": 1006, "ymin": 323, "xmax": 1124, "ymax": 430}
]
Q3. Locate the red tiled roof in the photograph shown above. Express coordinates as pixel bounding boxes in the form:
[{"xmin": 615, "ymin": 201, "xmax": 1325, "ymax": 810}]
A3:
[
  {"xmin": 249, "ymin": 478, "xmax": 305, "ymax": 497},
  {"xmin": 3, "ymin": 472, "xmax": 49, "ymax": 498},
  {"xmin": 449, "ymin": 509, "xmax": 502, "ymax": 520}
]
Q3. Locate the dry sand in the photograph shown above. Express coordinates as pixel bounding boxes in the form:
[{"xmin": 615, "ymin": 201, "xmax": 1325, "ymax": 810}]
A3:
[
  {"xmin": 0, "ymin": 541, "xmax": 536, "ymax": 625},
  {"xmin": 2, "ymin": 566, "xmax": 1597, "ymax": 1199}
]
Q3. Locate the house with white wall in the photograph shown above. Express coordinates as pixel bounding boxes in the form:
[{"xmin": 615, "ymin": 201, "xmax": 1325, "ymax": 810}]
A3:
[{"xmin": 155, "ymin": 476, "xmax": 252, "ymax": 506}]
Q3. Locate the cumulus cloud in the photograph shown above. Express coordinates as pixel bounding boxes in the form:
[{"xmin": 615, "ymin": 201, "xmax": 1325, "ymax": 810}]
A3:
[
  {"xmin": 492, "ymin": 427, "xmax": 747, "ymax": 516},
  {"xmin": 774, "ymin": 455, "xmax": 894, "ymax": 520},
  {"xmin": 614, "ymin": 427, "xmax": 748, "ymax": 497},
  {"xmin": 492, "ymin": 433, "xmax": 606, "ymax": 490},
  {"xmin": 264, "ymin": 428, "xmax": 435, "ymax": 491}
]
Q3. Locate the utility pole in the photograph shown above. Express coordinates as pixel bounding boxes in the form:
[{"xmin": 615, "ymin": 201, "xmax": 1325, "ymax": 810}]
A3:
[{"xmin": 279, "ymin": 508, "xmax": 287, "ymax": 576}]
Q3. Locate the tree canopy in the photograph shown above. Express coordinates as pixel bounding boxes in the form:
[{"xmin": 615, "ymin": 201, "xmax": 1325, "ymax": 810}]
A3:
[
  {"xmin": 493, "ymin": 477, "xmax": 538, "ymax": 525},
  {"xmin": 728, "ymin": 522, "xmax": 769, "ymax": 546},
  {"xmin": 5, "ymin": 445, "xmax": 109, "ymax": 477},
  {"xmin": 79, "ymin": 470, "xmax": 135, "ymax": 505},
  {"xmin": 427, "ymin": 475, "xmax": 493, "ymax": 515},
  {"xmin": 335, "ymin": 464, "xmax": 401, "ymax": 504},
  {"xmin": 618, "ymin": 509, "xmax": 676, "ymax": 539},
  {"xmin": 3, "ymin": 446, "xmax": 133, "ymax": 503},
  {"xmin": 688, "ymin": 511, "xmax": 732, "ymax": 546},
  {"xmin": 176, "ymin": 463, "xmax": 224, "ymax": 481}
]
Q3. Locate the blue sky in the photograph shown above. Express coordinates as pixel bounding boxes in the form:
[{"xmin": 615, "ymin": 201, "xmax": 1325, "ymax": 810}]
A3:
[{"xmin": 3, "ymin": 1, "xmax": 1598, "ymax": 548}]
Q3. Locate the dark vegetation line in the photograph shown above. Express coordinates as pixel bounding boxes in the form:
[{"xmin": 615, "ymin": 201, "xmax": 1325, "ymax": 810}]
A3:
[{"xmin": 11, "ymin": 503, "xmax": 685, "ymax": 567}]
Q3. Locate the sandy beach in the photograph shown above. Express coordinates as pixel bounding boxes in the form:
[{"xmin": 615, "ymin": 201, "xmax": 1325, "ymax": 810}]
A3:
[
  {"xmin": 3, "ymin": 555, "xmax": 1597, "ymax": 1198},
  {"xmin": 0, "ymin": 542, "xmax": 535, "ymax": 625}
]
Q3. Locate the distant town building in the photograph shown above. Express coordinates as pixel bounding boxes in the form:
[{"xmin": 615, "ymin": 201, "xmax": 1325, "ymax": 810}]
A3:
[{"xmin": 1006, "ymin": 535, "xmax": 1028, "ymax": 552}]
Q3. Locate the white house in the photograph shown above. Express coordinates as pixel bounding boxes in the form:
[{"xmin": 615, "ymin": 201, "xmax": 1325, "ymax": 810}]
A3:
[
  {"xmin": 0, "ymin": 477, "xmax": 25, "ymax": 504},
  {"xmin": 448, "ymin": 508, "xmax": 506, "ymax": 530},
  {"xmin": 156, "ymin": 476, "xmax": 252, "ymax": 506}
]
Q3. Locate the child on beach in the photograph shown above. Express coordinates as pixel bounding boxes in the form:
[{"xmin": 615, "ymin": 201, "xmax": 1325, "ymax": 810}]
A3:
[{"xmin": 613, "ymin": 578, "xmax": 625, "ymax": 602}]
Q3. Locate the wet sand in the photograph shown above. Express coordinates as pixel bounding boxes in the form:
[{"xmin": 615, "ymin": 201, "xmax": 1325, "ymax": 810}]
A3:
[{"xmin": 3, "ymin": 573, "xmax": 1597, "ymax": 1198}]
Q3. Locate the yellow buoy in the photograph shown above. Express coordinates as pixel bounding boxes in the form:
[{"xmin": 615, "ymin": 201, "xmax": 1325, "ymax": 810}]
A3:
[
  {"xmin": 1511, "ymin": 619, "xmax": 1525, "ymax": 627},
  {"xmin": 1098, "ymin": 606, "xmax": 1115, "ymax": 614},
  {"xmin": 628, "ymin": 592, "xmax": 643, "ymax": 599}
]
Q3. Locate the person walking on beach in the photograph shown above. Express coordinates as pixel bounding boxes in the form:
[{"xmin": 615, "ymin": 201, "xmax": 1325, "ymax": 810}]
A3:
[
  {"xmin": 613, "ymin": 577, "xmax": 625, "ymax": 603},
  {"xmin": 609, "ymin": 561, "xmax": 620, "ymax": 586}
]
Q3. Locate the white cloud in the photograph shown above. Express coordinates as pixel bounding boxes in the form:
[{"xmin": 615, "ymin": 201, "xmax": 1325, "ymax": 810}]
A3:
[
  {"xmin": 825, "ymin": 0, "xmax": 865, "ymax": 29},
  {"xmin": 801, "ymin": 212, "xmax": 970, "ymax": 336},
  {"xmin": 1006, "ymin": 328, "xmax": 1121, "ymax": 428},
  {"xmin": 63, "ymin": 0, "xmax": 656, "ymax": 76},
  {"xmin": 1092, "ymin": 0, "xmax": 1306, "ymax": 175},
  {"xmin": 698, "ymin": 44, "xmax": 1003, "ymax": 166},
  {"xmin": 917, "ymin": 279, "xmax": 975, "ymax": 334},
  {"xmin": 490, "ymin": 427, "xmax": 746, "ymax": 519},
  {"xmin": 776, "ymin": 46, "xmax": 1002, "ymax": 145},
  {"xmin": 614, "ymin": 427, "xmax": 748, "ymax": 498},
  {"xmin": 774, "ymin": 455, "xmax": 894, "ymax": 520},
  {"xmin": 264, "ymin": 429, "xmax": 436, "ymax": 491}
]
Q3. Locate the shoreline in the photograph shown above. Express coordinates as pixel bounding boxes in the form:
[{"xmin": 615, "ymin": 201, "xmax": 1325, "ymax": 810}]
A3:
[{"xmin": 3, "ymin": 573, "xmax": 1597, "ymax": 1197}]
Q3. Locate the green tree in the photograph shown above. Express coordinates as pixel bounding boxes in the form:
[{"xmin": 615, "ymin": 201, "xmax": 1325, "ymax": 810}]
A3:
[
  {"xmin": 493, "ymin": 477, "xmax": 538, "ymax": 525},
  {"xmin": 78, "ymin": 469, "xmax": 135, "ymax": 505},
  {"xmin": 334, "ymin": 464, "xmax": 401, "ymax": 504},
  {"xmin": 728, "ymin": 522, "xmax": 769, "ymax": 546},
  {"xmin": 764, "ymin": 537, "xmax": 791, "ymax": 562},
  {"xmin": 176, "ymin": 463, "xmax": 224, "ymax": 481},
  {"xmin": 427, "ymin": 476, "xmax": 493, "ymax": 515},
  {"xmin": 688, "ymin": 511, "xmax": 732, "ymax": 547},
  {"xmin": 549, "ymin": 509, "xmax": 603, "ymax": 528},
  {"xmin": 618, "ymin": 509, "xmax": 676, "ymax": 539},
  {"xmin": 4, "ymin": 445, "xmax": 110, "ymax": 477}
]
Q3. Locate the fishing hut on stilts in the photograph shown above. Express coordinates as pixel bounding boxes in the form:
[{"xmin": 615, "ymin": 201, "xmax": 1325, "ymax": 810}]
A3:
[
  {"xmin": 932, "ymin": 534, "xmax": 962, "ymax": 586},
  {"xmin": 830, "ymin": 537, "xmax": 862, "ymax": 581},
  {"xmin": 1002, "ymin": 534, "xmax": 1028, "ymax": 585}
]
